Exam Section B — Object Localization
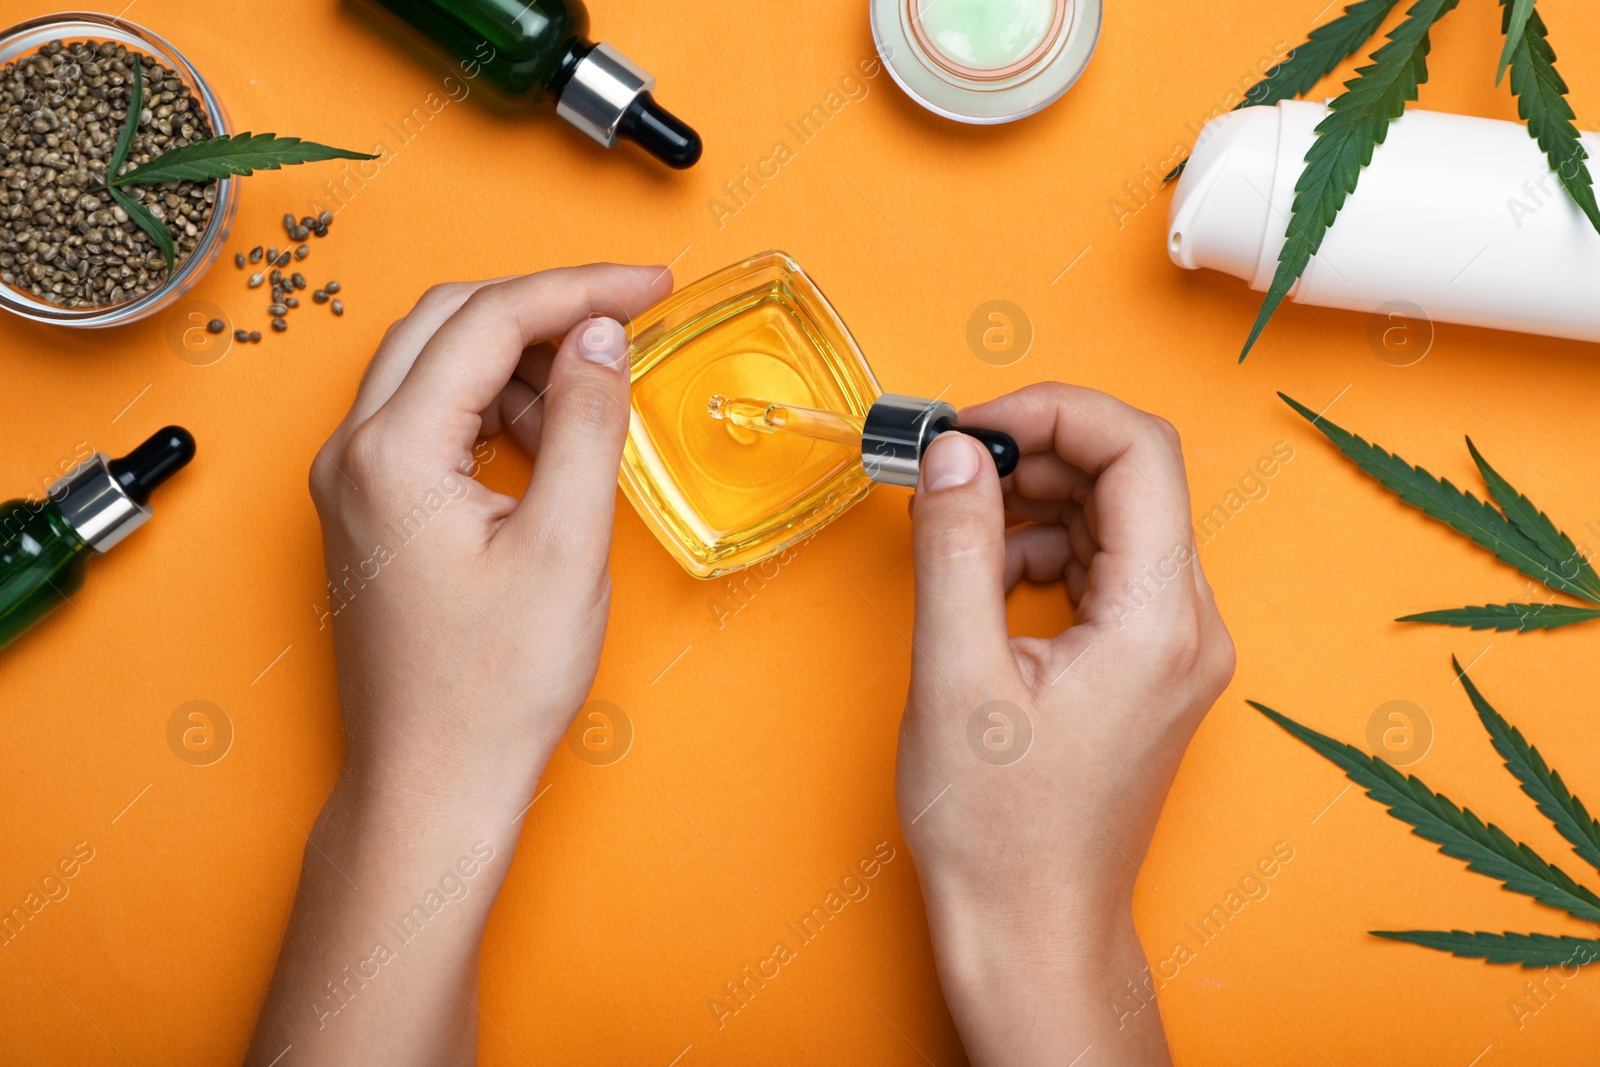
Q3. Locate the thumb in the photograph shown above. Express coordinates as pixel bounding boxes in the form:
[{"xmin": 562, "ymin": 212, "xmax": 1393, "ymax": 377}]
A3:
[
  {"xmin": 909, "ymin": 432, "xmax": 1013, "ymax": 694},
  {"xmin": 503, "ymin": 315, "xmax": 631, "ymax": 566}
]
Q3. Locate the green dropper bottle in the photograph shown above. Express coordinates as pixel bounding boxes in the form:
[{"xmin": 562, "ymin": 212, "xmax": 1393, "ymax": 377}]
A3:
[
  {"xmin": 0, "ymin": 428, "xmax": 195, "ymax": 652},
  {"xmin": 362, "ymin": 0, "xmax": 702, "ymax": 168}
]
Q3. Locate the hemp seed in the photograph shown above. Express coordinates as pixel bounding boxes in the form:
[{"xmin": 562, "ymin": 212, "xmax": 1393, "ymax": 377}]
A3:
[{"xmin": 0, "ymin": 39, "xmax": 218, "ymax": 307}]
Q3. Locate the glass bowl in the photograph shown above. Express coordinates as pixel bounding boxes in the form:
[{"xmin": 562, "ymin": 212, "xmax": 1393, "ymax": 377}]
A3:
[
  {"xmin": 0, "ymin": 12, "xmax": 236, "ymax": 327},
  {"xmin": 621, "ymin": 251, "xmax": 883, "ymax": 578}
]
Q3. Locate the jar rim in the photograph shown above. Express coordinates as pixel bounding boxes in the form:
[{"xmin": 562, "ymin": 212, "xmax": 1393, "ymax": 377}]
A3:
[{"xmin": 871, "ymin": 0, "xmax": 1101, "ymax": 124}]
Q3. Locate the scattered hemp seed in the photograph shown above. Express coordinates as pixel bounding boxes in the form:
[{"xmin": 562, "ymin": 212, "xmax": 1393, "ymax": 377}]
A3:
[
  {"xmin": 234, "ymin": 252, "xmax": 245, "ymax": 269},
  {"xmin": 233, "ymin": 328, "xmax": 249, "ymax": 342},
  {"xmin": 206, "ymin": 318, "xmax": 225, "ymax": 334},
  {"xmin": 231, "ymin": 205, "xmax": 349, "ymax": 338}
]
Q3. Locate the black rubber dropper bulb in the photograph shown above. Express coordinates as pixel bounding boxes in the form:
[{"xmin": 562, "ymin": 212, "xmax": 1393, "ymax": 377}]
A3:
[
  {"xmin": 617, "ymin": 93, "xmax": 702, "ymax": 169},
  {"xmin": 108, "ymin": 426, "xmax": 196, "ymax": 506},
  {"xmin": 932, "ymin": 418, "xmax": 1019, "ymax": 478}
]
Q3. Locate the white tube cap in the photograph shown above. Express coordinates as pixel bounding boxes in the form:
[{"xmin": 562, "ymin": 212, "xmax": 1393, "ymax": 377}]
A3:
[{"xmin": 1166, "ymin": 106, "xmax": 1279, "ymax": 278}]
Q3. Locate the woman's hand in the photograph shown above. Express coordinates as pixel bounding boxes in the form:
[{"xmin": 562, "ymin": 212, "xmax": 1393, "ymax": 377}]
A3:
[
  {"xmin": 247, "ymin": 264, "xmax": 671, "ymax": 1067},
  {"xmin": 896, "ymin": 383, "xmax": 1235, "ymax": 1067},
  {"xmin": 310, "ymin": 264, "xmax": 667, "ymax": 806}
]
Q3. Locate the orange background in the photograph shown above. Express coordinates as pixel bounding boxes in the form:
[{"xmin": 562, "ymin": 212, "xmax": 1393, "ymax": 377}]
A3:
[{"xmin": 5, "ymin": 0, "xmax": 1600, "ymax": 1062}]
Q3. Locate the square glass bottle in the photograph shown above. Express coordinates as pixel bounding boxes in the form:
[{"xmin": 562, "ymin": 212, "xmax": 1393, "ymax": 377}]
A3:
[{"xmin": 621, "ymin": 251, "xmax": 881, "ymax": 578}]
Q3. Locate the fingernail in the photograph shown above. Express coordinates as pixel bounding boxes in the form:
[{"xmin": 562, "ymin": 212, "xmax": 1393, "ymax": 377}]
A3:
[
  {"xmin": 922, "ymin": 432, "xmax": 980, "ymax": 491},
  {"xmin": 577, "ymin": 315, "xmax": 627, "ymax": 367}
]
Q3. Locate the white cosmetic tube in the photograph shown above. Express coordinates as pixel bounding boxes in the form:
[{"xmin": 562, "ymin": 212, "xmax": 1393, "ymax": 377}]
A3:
[{"xmin": 1167, "ymin": 100, "xmax": 1600, "ymax": 344}]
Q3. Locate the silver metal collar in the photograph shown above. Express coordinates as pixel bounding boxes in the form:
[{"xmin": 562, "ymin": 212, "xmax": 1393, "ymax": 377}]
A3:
[
  {"xmin": 861, "ymin": 394, "xmax": 958, "ymax": 487},
  {"xmin": 50, "ymin": 454, "xmax": 150, "ymax": 553},
  {"xmin": 556, "ymin": 43, "xmax": 653, "ymax": 147}
]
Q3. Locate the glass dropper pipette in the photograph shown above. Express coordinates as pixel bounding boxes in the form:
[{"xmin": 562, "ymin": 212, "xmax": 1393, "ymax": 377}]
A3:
[
  {"xmin": 708, "ymin": 393, "xmax": 1019, "ymax": 484},
  {"xmin": 707, "ymin": 395, "xmax": 864, "ymax": 449}
]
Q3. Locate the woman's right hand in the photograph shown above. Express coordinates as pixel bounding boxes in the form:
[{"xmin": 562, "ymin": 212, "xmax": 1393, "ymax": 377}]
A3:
[{"xmin": 895, "ymin": 382, "xmax": 1235, "ymax": 1066}]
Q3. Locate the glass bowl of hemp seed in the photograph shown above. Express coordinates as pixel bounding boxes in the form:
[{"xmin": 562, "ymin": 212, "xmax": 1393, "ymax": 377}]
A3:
[{"xmin": 0, "ymin": 12, "xmax": 237, "ymax": 327}]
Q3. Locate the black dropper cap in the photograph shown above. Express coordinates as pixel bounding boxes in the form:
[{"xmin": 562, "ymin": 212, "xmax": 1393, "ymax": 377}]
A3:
[
  {"xmin": 109, "ymin": 426, "xmax": 196, "ymax": 505},
  {"xmin": 934, "ymin": 419, "xmax": 1019, "ymax": 478},
  {"xmin": 617, "ymin": 92, "xmax": 702, "ymax": 169}
]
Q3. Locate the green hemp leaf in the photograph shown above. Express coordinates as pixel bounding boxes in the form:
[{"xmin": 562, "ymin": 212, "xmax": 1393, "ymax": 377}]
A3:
[
  {"xmin": 1254, "ymin": 659, "xmax": 1600, "ymax": 967},
  {"xmin": 103, "ymin": 57, "xmax": 373, "ymax": 278},
  {"xmin": 1283, "ymin": 393, "xmax": 1600, "ymax": 632}
]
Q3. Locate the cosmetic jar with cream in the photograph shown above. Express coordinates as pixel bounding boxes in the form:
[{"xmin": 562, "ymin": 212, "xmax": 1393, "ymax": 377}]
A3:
[{"xmin": 872, "ymin": 0, "xmax": 1100, "ymax": 123}]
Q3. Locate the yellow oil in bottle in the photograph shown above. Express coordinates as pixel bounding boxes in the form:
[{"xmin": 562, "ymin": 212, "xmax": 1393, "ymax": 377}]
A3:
[{"xmin": 621, "ymin": 252, "xmax": 881, "ymax": 578}]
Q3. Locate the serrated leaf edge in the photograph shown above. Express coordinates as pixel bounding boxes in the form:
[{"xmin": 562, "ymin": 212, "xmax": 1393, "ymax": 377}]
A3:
[
  {"xmin": 1250, "ymin": 698, "xmax": 1600, "ymax": 924},
  {"xmin": 1280, "ymin": 392, "xmax": 1595, "ymax": 602},
  {"xmin": 1456, "ymin": 656, "xmax": 1600, "ymax": 876},
  {"xmin": 1240, "ymin": 0, "xmax": 1460, "ymax": 360}
]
